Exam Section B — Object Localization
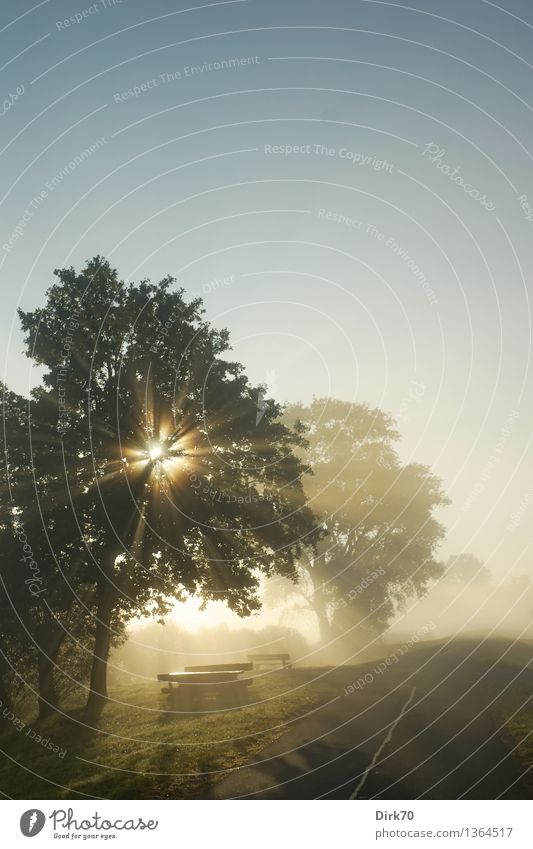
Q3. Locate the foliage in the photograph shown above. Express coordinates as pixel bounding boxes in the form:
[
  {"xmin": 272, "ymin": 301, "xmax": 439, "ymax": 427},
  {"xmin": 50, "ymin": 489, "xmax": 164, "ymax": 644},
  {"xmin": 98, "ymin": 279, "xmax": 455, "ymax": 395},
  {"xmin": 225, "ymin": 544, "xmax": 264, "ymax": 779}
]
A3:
[
  {"xmin": 14, "ymin": 257, "xmax": 321, "ymax": 712},
  {"xmin": 284, "ymin": 398, "xmax": 449, "ymax": 649}
]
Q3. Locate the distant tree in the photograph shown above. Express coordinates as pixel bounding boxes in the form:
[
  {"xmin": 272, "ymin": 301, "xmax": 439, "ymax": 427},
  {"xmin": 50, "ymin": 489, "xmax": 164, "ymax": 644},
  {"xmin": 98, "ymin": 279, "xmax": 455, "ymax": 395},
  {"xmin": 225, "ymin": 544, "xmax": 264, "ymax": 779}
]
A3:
[
  {"xmin": 490, "ymin": 574, "xmax": 533, "ymax": 637},
  {"xmin": 443, "ymin": 553, "xmax": 491, "ymax": 586},
  {"xmin": 18, "ymin": 257, "xmax": 320, "ymax": 717},
  {"xmin": 284, "ymin": 398, "xmax": 449, "ymax": 653}
]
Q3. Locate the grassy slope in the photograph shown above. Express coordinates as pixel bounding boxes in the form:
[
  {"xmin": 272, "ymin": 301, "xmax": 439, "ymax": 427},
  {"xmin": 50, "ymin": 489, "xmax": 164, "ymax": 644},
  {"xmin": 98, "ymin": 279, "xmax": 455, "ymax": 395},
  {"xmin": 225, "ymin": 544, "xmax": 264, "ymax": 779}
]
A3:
[
  {"xmin": 0, "ymin": 669, "xmax": 338, "ymax": 799},
  {"xmin": 490, "ymin": 677, "xmax": 533, "ymax": 798},
  {"xmin": 467, "ymin": 637, "xmax": 533, "ymax": 798},
  {"xmin": 3, "ymin": 640, "xmax": 530, "ymax": 800}
]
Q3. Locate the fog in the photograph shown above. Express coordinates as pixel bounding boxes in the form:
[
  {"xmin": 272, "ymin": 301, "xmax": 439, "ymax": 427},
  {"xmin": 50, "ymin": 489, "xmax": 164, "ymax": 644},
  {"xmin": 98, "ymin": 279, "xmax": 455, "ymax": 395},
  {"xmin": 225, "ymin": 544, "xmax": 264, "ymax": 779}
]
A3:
[
  {"xmin": 388, "ymin": 570, "xmax": 533, "ymax": 645},
  {"xmin": 113, "ymin": 556, "xmax": 533, "ymax": 682},
  {"xmin": 110, "ymin": 621, "xmax": 311, "ymax": 683}
]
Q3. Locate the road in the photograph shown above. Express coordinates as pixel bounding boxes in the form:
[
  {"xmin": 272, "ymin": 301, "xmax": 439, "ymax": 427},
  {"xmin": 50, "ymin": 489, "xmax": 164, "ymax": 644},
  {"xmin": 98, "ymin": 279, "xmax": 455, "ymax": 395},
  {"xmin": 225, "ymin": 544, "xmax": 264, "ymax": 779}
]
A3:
[{"xmin": 210, "ymin": 638, "xmax": 532, "ymax": 799}]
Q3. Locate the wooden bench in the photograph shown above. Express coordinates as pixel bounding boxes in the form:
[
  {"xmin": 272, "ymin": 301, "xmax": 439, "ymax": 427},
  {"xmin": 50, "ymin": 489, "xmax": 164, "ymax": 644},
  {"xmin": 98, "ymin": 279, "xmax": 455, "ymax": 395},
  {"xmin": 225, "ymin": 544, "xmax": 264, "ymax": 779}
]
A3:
[
  {"xmin": 248, "ymin": 653, "xmax": 292, "ymax": 669},
  {"xmin": 157, "ymin": 670, "xmax": 251, "ymax": 710}
]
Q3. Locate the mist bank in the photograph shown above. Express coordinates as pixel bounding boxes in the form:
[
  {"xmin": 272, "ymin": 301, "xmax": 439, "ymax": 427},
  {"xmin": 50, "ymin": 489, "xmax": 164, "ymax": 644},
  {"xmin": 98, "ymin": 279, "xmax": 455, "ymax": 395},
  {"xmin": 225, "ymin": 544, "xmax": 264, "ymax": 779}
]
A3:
[
  {"xmin": 387, "ymin": 571, "xmax": 533, "ymax": 644},
  {"xmin": 110, "ymin": 622, "xmax": 312, "ymax": 682},
  {"xmin": 114, "ymin": 557, "xmax": 533, "ymax": 680}
]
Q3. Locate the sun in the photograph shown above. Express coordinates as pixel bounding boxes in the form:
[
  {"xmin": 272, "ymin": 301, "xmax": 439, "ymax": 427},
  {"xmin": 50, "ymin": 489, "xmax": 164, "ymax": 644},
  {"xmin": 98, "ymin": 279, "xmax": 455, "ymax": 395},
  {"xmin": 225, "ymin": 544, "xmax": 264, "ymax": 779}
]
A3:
[
  {"xmin": 142, "ymin": 437, "xmax": 187, "ymax": 475},
  {"xmin": 124, "ymin": 425, "xmax": 191, "ymax": 480},
  {"xmin": 148, "ymin": 442, "xmax": 164, "ymax": 462}
]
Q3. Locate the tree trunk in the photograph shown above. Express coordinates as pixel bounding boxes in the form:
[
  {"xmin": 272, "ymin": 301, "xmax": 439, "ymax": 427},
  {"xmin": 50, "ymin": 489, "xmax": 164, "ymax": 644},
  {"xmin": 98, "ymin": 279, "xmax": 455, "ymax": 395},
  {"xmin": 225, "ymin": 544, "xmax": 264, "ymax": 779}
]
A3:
[
  {"xmin": 86, "ymin": 578, "xmax": 116, "ymax": 719},
  {"xmin": 0, "ymin": 645, "xmax": 13, "ymax": 717},
  {"xmin": 314, "ymin": 597, "xmax": 333, "ymax": 645},
  {"xmin": 0, "ymin": 673, "xmax": 11, "ymax": 713},
  {"xmin": 37, "ymin": 645, "xmax": 60, "ymax": 719},
  {"xmin": 35, "ymin": 625, "xmax": 64, "ymax": 719},
  {"xmin": 305, "ymin": 573, "xmax": 334, "ymax": 646}
]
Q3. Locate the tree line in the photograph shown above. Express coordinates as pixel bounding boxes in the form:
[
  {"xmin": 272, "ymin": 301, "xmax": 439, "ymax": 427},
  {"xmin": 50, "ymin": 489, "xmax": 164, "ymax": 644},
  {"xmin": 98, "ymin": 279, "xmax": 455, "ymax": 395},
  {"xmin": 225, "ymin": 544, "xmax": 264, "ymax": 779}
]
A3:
[{"xmin": 0, "ymin": 257, "xmax": 447, "ymax": 722}]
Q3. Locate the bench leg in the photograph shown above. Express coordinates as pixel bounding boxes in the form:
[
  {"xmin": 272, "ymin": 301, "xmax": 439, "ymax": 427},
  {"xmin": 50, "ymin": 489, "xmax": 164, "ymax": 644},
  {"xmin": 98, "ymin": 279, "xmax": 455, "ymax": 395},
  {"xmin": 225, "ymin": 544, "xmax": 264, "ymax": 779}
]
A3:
[
  {"xmin": 216, "ymin": 683, "xmax": 244, "ymax": 708},
  {"xmin": 165, "ymin": 685, "xmax": 179, "ymax": 710},
  {"xmin": 172, "ymin": 684, "xmax": 197, "ymax": 712}
]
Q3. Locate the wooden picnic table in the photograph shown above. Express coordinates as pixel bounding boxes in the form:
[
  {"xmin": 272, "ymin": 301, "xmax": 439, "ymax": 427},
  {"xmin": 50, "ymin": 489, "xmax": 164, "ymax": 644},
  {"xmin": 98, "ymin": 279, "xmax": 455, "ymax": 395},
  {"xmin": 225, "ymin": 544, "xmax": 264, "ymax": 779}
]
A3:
[{"xmin": 157, "ymin": 669, "xmax": 251, "ymax": 710}]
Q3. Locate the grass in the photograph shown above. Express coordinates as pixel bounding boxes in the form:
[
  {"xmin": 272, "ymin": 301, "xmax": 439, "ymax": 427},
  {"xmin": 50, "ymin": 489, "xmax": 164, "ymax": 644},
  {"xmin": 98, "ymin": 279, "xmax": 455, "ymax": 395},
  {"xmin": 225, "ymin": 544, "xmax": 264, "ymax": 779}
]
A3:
[
  {"xmin": 0, "ymin": 668, "xmax": 338, "ymax": 799},
  {"xmin": 490, "ymin": 675, "xmax": 533, "ymax": 798}
]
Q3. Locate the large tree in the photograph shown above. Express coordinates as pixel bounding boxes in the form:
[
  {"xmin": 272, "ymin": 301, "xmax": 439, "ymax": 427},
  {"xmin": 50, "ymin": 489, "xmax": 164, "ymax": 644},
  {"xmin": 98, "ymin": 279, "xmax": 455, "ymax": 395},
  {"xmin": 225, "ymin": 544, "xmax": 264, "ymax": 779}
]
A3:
[
  {"xmin": 284, "ymin": 398, "xmax": 449, "ymax": 655},
  {"xmin": 0, "ymin": 382, "xmax": 104, "ymax": 718},
  {"xmin": 17, "ymin": 257, "xmax": 320, "ymax": 717}
]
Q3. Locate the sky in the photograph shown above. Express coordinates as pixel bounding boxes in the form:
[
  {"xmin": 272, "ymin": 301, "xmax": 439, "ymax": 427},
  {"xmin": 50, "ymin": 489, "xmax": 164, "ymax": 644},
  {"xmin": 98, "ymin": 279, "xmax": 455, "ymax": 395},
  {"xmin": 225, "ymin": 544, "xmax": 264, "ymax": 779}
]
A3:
[{"xmin": 2, "ymin": 0, "xmax": 533, "ymax": 592}]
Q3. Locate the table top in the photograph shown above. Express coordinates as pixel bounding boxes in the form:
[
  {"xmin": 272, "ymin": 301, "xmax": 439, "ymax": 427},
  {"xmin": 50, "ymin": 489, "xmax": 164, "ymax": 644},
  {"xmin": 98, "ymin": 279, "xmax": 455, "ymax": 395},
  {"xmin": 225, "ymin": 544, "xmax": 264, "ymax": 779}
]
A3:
[{"xmin": 157, "ymin": 670, "xmax": 244, "ymax": 683}]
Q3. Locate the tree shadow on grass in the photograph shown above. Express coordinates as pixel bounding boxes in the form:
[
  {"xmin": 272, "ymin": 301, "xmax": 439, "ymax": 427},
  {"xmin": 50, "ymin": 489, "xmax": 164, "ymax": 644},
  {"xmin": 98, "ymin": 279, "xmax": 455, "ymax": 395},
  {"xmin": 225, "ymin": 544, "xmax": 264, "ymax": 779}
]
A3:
[{"xmin": 0, "ymin": 704, "xmax": 104, "ymax": 798}]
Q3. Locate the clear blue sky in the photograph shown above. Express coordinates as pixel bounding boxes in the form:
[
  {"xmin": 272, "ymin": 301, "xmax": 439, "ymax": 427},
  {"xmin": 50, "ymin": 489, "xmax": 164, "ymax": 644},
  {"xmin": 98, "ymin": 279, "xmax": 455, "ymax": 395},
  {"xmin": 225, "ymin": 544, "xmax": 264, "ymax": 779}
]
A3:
[{"xmin": 2, "ymin": 0, "xmax": 533, "ymax": 578}]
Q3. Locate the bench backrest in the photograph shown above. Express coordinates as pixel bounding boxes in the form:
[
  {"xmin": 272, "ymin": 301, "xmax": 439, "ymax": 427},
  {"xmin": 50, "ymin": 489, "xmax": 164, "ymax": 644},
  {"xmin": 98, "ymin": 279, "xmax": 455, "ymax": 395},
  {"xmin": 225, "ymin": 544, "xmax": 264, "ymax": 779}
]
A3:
[
  {"xmin": 184, "ymin": 663, "xmax": 253, "ymax": 672},
  {"xmin": 158, "ymin": 671, "xmax": 241, "ymax": 683},
  {"xmin": 248, "ymin": 654, "xmax": 291, "ymax": 661}
]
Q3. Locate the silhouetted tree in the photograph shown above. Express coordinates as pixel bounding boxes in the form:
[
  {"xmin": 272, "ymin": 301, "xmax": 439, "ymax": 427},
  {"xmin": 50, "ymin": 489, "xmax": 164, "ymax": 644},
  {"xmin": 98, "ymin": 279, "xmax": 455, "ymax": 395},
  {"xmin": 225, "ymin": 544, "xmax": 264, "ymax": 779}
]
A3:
[
  {"xmin": 0, "ymin": 383, "xmax": 103, "ymax": 717},
  {"xmin": 18, "ymin": 258, "xmax": 320, "ymax": 717}
]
